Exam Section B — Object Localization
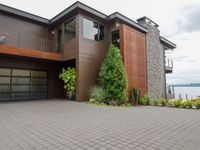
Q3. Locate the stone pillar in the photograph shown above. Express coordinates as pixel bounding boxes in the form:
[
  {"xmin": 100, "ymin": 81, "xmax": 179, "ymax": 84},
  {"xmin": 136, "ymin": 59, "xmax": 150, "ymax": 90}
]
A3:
[{"xmin": 137, "ymin": 17, "xmax": 166, "ymax": 99}]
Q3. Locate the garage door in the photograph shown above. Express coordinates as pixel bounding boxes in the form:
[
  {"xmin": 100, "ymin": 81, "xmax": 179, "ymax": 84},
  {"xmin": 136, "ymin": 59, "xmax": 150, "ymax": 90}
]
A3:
[{"xmin": 0, "ymin": 68, "xmax": 47, "ymax": 101}]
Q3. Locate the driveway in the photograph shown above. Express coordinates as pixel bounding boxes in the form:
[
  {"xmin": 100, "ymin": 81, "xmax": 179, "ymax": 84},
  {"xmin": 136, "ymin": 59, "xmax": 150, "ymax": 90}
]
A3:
[{"xmin": 0, "ymin": 100, "xmax": 200, "ymax": 150}]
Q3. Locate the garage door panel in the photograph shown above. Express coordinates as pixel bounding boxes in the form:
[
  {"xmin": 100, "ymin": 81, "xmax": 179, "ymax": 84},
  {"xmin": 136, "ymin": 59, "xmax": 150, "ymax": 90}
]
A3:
[
  {"xmin": 31, "ymin": 92, "xmax": 47, "ymax": 99},
  {"xmin": 11, "ymin": 92, "xmax": 30, "ymax": 100},
  {"xmin": 0, "ymin": 68, "xmax": 11, "ymax": 76},
  {"xmin": 12, "ymin": 77, "xmax": 30, "ymax": 84},
  {"xmin": 31, "ymin": 78, "xmax": 46, "ymax": 85},
  {"xmin": 0, "ymin": 77, "xmax": 10, "ymax": 84},
  {"xmin": 12, "ymin": 69, "xmax": 30, "ymax": 77},
  {"xmin": 0, "ymin": 68, "xmax": 47, "ymax": 101},
  {"xmin": 12, "ymin": 85, "xmax": 30, "ymax": 92},
  {"xmin": 0, "ymin": 93, "xmax": 10, "ymax": 101},
  {"xmin": 31, "ymin": 70, "xmax": 47, "ymax": 77},
  {"xmin": 0, "ymin": 85, "xmax": 10, "ymax": 93}
]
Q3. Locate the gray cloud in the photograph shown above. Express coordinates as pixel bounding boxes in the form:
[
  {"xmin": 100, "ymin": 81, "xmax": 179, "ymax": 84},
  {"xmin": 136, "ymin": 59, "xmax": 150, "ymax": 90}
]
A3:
[{"xmin": 178, "ymin": 5, "xmax": 200, "ymax": 32}]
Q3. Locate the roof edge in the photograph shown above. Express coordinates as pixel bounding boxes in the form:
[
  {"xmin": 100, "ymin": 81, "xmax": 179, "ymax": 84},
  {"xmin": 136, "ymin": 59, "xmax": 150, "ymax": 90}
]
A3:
[
  {"xmin": 50, "ymin": 1, "xmax": 108, "ymax": 23},
  {"xmin": 108, "ymin": 12, "xmax": 148, "ymax": 33},
  {"xmin": 160, "ymin": 36, "xmax": 176, "ymax": 49},
  {"xmin": 0, "ymin": 3, "xmax": 49, "ymax": 24}
]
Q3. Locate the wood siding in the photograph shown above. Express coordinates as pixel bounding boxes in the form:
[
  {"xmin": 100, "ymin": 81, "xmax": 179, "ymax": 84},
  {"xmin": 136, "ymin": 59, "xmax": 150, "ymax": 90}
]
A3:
[
  {"xmin": 0, "ymin": 14, "xmax": 59, "ymax": 52},
  {"xmin": 76, "ymin": 14, "xmax": 109, "ymax": 101},
  {"xmin": 120, "ymin": 24, "xmax": 147, "ymax": 96}
]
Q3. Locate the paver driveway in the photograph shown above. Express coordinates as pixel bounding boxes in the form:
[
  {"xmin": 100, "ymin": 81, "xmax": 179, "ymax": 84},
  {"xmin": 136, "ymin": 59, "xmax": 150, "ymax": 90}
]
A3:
[{"xmin": 0, "ymin": 100, "xmax": 200, "ymax": 150}]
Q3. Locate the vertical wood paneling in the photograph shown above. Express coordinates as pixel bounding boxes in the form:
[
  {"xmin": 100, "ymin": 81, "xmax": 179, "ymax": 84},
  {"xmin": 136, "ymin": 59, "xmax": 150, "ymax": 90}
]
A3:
[{"xmin": 120, "ymin": 25, "xmax": 147, "ymax": 96}]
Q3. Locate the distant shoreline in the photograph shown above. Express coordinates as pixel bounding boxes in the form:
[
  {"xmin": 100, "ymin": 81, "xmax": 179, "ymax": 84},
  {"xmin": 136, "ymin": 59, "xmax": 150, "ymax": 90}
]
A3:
[
  {"xmin": 172, "ymin": 83, "xmax": 200, "ymax": 87},
  {"xmin": 174, "ymin": 85, "xmax": 200, "ymax": 87}
]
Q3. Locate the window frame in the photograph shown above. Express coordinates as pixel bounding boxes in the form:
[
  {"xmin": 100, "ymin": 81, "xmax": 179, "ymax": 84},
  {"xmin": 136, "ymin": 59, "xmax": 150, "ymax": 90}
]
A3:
[
  {"xmin": 83, "ymin": 18, "xmax": 105, "ymax": 42},
  {"xmin": 64, "ymin": 18, "xmax": 76, "ymax": 42}
]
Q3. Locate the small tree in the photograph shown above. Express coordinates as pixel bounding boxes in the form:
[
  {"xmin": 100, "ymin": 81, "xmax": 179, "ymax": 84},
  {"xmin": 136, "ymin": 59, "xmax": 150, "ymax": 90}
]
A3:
[
  {"xmin": 59, "ymin": 67, "xmax": 76, "ymax": 99},
  {"xmin": 99, "ymin": 44, "xmax": 128, "ymax": 105}
]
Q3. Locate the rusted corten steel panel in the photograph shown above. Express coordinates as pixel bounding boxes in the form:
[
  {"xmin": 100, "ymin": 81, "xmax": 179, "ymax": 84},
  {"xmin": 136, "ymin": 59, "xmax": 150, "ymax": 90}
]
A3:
[
  {"xmin": 0, "ymin": 45, "xmax": 63, "ymax": 61},
  {"xmin": 120, "ymin": 24, "xmax": 147, "ymax": 96}
]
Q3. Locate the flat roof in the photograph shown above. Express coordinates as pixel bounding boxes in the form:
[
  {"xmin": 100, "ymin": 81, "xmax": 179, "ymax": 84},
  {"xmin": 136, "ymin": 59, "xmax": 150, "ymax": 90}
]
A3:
[
  {"xmin": 0, "ymin": 1, "xmax": 147, "ymax": 32},
  {"xmin": 160, "ymin": 36, "xmax": 176, "ymax": 49},
  {"xmin": 0, "ymin": 3, "xmax": 49, "ymax": 24}
]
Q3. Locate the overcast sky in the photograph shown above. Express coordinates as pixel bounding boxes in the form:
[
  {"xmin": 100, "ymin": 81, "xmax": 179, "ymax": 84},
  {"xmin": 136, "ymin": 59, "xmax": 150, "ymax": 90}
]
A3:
[{"xmin": 1, "ymin": 0, "xmax": 200, "ymax": 84}]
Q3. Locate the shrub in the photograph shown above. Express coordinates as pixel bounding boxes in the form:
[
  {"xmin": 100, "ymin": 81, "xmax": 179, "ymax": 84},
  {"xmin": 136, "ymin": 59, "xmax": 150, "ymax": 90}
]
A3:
[
  {"xmin": 59, "ymin": 67, "xmax": 76, "ymax": 99},
  {"xmin": 194, "ymin": 99, "xmax": 200, "ymax": 109},
  {"xmin": 160, "ymin": 98, "xmax": 167, "ymax": 107},
  {"xmin": 99, "ymin": 44, "xmax": 128, "ymax": 105},
  {"xmin": 181, "ymin": 100, "xmax": 193, "ymax": 109},
  {"xmin": 89, "ymin": 86, "xmax": 107, "ymax": 104},
  {"xmin": 168, "ymin": 101, "xmax": 174, "ymax": 107},
  {"xmin": 130, "ymin": 87, "xmax": 140, "ymax": 105},
  {"xmin": 139, "ymin": 97, "xmax": 150, "ymax": 105},
  {"xmin": 153, "ymin": 99, "xmax": 159, "ymax": 106},
  {"xmin": 174, "ymin": 100, "xmax": 182, "ymax": 108},
  {"xmin": 181, "ymin": 101, "xmax": 187, "ymax": 108}
]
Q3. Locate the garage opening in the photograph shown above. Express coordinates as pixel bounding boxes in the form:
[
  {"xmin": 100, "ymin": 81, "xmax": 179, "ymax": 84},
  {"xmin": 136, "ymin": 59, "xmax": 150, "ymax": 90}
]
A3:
[{"xmin": 0, "ymin": 68, "xmax": 47, "ymax": 101}]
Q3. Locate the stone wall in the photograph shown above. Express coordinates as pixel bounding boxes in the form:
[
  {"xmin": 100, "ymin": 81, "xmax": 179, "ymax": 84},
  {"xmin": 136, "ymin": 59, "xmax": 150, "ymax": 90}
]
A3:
[{"xmin": 138, "ymin": 23, "xmax": 166, "ymax": 99}]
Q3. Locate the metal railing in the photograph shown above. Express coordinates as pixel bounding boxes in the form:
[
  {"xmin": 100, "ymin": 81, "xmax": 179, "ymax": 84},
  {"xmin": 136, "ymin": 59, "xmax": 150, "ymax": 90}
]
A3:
[
  {"xmin": 0, "ymin": 28, "xmax": 59, "ymax": 53},
  {"xmin": 165, "ymin": 58, "xmax": 173, "ymax": 68},
  {"xmin": 166, "ymin": 85, "xmax": 175, "ymax": 100}
]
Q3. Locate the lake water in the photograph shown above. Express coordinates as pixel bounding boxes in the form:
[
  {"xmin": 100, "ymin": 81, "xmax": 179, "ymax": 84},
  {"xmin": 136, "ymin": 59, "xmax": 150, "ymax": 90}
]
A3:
[{"xmin": 174, "ymin": 87, "xmax": 200, "ymax": 99}]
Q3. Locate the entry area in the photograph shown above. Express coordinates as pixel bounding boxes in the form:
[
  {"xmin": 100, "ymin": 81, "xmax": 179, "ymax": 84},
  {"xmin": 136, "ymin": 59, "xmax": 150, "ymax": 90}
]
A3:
[{"xmin": 0, "ymin": 68, "xmax": 47, "ymax": 101}]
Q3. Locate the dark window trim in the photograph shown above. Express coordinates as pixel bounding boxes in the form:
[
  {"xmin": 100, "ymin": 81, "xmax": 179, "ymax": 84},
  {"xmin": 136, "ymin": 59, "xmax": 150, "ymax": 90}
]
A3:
[
  {"xmin": 83, "ymin": 17, "xmax": 105, "ymax": 42},
  {"xmin": 64, "ymin": 17, "xmax": 77, "ymax": 42}
]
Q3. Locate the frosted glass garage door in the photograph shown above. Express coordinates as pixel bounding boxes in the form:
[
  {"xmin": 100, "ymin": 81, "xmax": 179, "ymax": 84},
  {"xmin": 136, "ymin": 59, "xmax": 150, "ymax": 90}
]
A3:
[{"xmin": 0, "ymin": 68, "xmax": 47, "ymax": 101}]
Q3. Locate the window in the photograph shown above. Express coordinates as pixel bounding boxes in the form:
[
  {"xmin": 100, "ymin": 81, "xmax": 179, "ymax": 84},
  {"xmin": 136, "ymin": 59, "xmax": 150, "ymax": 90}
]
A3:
[
  {"xmin": 83, "ymin": 18, "xmax": 104, "ymax": 41},
  {"xmin": 112, "ymin": 30, "xmax": 120, "ymax": 48},
  {"xmin": 64, "ymin": 18, "xmax": 76, "ymax": 41}
]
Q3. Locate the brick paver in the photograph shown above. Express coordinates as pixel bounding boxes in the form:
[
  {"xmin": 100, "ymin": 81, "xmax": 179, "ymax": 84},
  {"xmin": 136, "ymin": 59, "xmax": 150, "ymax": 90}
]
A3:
[{"xmin": 0, "ymin": 100, "xmax": 200, "ymax": 150}]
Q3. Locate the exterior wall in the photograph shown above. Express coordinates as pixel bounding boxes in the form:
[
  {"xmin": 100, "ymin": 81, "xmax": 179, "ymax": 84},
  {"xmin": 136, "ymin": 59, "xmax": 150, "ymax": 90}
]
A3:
[
  {"xmin": 0, "ymin": 14, "xmax": 52, "ymax": 52},
  {"xmin": 0, "ymin": 55, "xmax": 65, "ymax": 99},
  {"xmin": 139, "ymin": 23, "xmax": 166, "ymax": 99},
  {"xmin": 76, "ymin": 14, "xmax": 109, "ymax": 101},
  {"xmin": 120, "ymin": 24, "xmax": 147, "ymax": 96}
]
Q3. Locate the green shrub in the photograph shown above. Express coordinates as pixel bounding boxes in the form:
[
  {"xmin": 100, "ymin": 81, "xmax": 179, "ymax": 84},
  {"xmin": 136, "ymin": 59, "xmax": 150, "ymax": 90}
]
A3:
[
  {"xmin": 59, "ymin": 67, "xmax": 76, "ymax": 99},
  {"xmin": 139, "ymin": 97, "xmax": 150, "ymax": 105},
  {"xmin": 153, "ymin": 99, "xmax": 159, "ymax": 106},
  {"xmin": 89, "ymin": 86, "xmax": 107, "ymax": 104},
  {"xmin": 168, "ymin": 101, "xmax": 174, "ymax": 107},
  {"xmin": 99, "ymin": 44, "xmax": 128, "ymax": 105},
  {"xmin": 130, "ymin": 87, "xmax": 140, "ymax": 105},
  {"xmin": 194, "ymin": 99, "xmax": 200, "ymax": 109},
  {"xmin": 160, "ymin": 98, "xmax": 167, "ymax": 107},
  {"xmin": 181, "ymin": 100, "xmax": 193, "ymax": 109},
  {"xmin": 181, "ymin": 101, "xmax": 187, "ymax": 108},
  {"xmin": 174, "ymin": 100, "xmax": 182, "ymax": 108}
]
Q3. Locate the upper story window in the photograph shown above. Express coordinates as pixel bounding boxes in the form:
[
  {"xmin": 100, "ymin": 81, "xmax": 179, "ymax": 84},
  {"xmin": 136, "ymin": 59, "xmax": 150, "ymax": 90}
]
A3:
[
  {"xmin": 64, "ymin": 18, "xmax": 76, "ymax": 41},
  {"xmin": 83, "ymin": 18, "xmax": 104, "ymax": 41}
]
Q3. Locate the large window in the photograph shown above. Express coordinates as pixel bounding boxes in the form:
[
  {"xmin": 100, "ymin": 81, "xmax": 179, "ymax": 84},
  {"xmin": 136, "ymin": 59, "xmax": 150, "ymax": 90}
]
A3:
[
  {"xmin": 64, "ymin": 18, "xmax": 76, "ymax": 41},
  {"xmin": 83, "ymin": 18, "xmax": 104, "ymax": 41}
]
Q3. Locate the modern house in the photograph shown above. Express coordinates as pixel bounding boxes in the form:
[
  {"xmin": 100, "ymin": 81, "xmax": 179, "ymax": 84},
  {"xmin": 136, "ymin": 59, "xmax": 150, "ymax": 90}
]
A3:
[{"xmin": 0, "ymin": 2, "xmax": 176, "ymax": 101}]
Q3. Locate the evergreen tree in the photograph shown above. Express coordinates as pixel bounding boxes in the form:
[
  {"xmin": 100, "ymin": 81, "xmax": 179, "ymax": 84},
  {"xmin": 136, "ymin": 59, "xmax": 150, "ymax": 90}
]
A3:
[{"xmin": 99, "ymin": 44, "xmax": 128, "ymax": 105}]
